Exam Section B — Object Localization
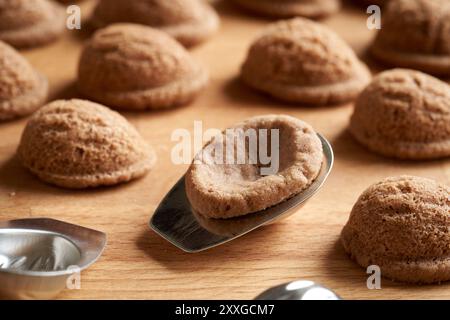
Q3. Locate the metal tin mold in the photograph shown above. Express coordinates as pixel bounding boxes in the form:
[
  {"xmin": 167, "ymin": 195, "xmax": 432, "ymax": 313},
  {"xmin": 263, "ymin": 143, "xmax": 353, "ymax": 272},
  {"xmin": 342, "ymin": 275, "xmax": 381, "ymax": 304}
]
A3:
[{"xmin": 0, "ymin": 218, "xmax": 106, "ymax": 299}]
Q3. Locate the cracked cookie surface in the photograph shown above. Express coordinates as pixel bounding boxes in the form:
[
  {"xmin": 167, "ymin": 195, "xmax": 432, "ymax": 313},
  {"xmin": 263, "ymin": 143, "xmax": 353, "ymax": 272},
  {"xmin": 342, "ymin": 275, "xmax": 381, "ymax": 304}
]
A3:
[
  {"xmin": 371, "ymin": 0, "xmax": 450, "ymax": 76},
  {"xmin": 241, "ymin": 18, "xmax": 371, "ymax": 105},
  {"xmin": 78, "ymin": 24, "xmax": 209, "ymax": 110},
  {"xmin": 18, "ymin": 99, "xmax": 156, "ymax": 189},
  {"xmin": 350, "ymin": 69, "xmax": 450, "ymax": 160},
  {"xmin": 341, "ymin": 175, "xmax": 450, "ymax": 284}
]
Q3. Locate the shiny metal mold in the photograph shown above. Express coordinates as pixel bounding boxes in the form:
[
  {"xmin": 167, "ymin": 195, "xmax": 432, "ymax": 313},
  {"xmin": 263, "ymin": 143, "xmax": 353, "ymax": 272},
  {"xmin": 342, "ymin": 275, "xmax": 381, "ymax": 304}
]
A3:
[
  {"xmin": 0, "ymin": 218, "xmax": 106, "ymax": 299},
  {"xmin": 255, "ymin": 280, "xmax": 341, "ymax": 300}
]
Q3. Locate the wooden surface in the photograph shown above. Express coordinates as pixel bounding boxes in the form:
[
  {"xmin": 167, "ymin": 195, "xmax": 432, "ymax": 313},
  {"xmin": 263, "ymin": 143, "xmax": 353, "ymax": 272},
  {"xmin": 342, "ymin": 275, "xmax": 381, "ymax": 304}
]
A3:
[{"xmin": 0, "ymin": 0, "xmax": 449, "ymax": 300}]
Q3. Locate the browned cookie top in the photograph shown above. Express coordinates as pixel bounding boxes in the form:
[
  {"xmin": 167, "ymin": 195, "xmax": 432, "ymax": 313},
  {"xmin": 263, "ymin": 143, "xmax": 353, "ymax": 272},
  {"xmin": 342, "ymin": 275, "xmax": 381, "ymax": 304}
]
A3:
[
  {"xmin": 243, "ymin": 18, "xmax": 364, "ymax": 87},
  {"xmin": 350, "ymin": 69, "xmax": 450, "ymax": 159},
  {"xmin": 79, "ymin": 24, "xmax": 201, "ymax": 93},
  {"xmin": 0, "ymin": 0, "xmax": 65, "ymax": 48},
  {"xmin": 78, "ymin": 23, "xmax": 208, "ymax": 110},
  {"xmin": 91, "ymin": 0, "xmax": 219, "ymax": 46},
  {"xmin": 0, "ymin": 42, "xmax": 40, "ymax": 102},
  {"xmin": 0, "ymin": 0, "xmax": 54, "ymax": 31},
  {"xmin": 374, "ymin": 0, "xmax": 450, "ymax": 56},
  {"xmin": 0, "ymin": 41, "xmax": 48, "ymax": 121},
  {"xmin": 230, "ymin": 0, "xmax": 340, "ymax": 19},
  {"xmin": 18, "ymin": 99, "xmax": 155, "ymax": 188},
  {"xmin": 93, "ymin": 0, "xmax": 204, "ymax": 26},
  {"xmin": 342, "ymin": 175, "xmax": 450, "ymax": 268}
]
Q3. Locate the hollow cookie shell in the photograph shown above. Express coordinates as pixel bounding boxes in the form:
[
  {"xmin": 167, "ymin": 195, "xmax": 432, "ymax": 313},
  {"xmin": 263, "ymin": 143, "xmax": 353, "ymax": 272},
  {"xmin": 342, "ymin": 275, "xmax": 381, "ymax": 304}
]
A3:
[
  {"xmin": 350, "ymin": 69, "xmax": 450, "ymax": 160},
  {"xmin": 341, "ymin": 176, "xmax": 450, "ymax": 284},
  {"xmin": 0, "ymin": 0, "xmax": 66, "ymax": 48},
  {"xmin": 241, "ymin": 18, "xmax": 371, "ymax": 105},
  {"xmin": 370, "ymin": 0, "xmax": 450, "ymax": 76},
  {"xmin": 231, "ymin": 0, "xmax": 340, "ymax": 19},
  {"xmin": 185, "ymin": 115, "xmax": 323, "ymax": 219},
  {"xmin": 0, "ymin": 41, "xmax": 48, "ymax": 121},
  {"xmin": 78, "ymin": 24, "xmax": 209, "ymax": 110},
  {"xmin": 17, "ymin": 99, "xmax": 156, "ymax": 189},
  {"xmin": 90, "ymin": 0, "xmax": 219, "ymax": 47}
]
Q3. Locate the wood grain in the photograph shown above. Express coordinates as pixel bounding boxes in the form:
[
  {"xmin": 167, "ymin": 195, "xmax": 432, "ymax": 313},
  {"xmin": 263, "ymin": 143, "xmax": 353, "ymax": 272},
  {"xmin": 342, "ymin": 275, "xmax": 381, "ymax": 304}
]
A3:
[{"xmin": 0, "ymin": 0, "xmax": 449, "ymax": 300}]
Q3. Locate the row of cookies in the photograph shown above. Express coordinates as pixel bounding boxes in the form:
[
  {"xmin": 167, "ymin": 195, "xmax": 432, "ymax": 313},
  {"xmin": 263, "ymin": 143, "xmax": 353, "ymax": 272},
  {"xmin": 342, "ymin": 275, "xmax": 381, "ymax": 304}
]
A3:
[
  {"xmin": 0, "ymin": 0, "xmax": 449, "ymax": 287},
  {"xmin": 2, "ymin": 0, "xmax": 448, "ymax": 111},
  {"xmin": 3, "ymin": 18, "xmax": 449, "ymax": 162},
  {"xmin": 9, "ymin": 98, "xmax": 450, "ymax": 285},
  {"xmin": 0, "ymin": 0, "xmax": 219, "ymax": 48},
  {"xmin": 0, "ymin": 0, "xmax": 392, "ymax": 50},
  {"xmin": 2, "ymin": 0, "xmax": 448, "ymax": 78}
]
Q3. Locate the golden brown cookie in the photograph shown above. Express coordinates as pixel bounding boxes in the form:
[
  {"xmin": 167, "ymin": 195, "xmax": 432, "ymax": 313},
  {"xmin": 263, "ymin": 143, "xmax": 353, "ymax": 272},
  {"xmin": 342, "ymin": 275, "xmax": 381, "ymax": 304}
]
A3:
[
  {"xmin": 90, "ymin": 0, "xmax": 219, "ymax": 47},
  {"xmin": 231, "ymin": 0, "xmax": 340, "ymax": 19},
  {"xmin": 185, "ymin": 114, "xmax": 323, "ymax": 219},
  {"xmin": 17, "ymin": 99, "xmax": 156, "ymax": 189},
  {"xmin": 241, "ymin": 18, "xmax": 371, "ymax": 105},
  {"xmin": 370, "ymin": 0, "xmax": 450, "ymax": 76},
  {"xmin": 77, "ymin": 23, "xmax": 209, "ymax": 110},
  {"xmin": 0, "ymin": 0, "xmax": 66, "ymax": 48},
  {"xmin": 341, "ymin": 176, "xmax": 450, "ymax": 284},
  {"xmin": 0, "ymin": 41, "xmax": 48, "ymax": 121},
  {"xmin": 350, "ymin": 69, "xmax": 450, "ymax": 160}
]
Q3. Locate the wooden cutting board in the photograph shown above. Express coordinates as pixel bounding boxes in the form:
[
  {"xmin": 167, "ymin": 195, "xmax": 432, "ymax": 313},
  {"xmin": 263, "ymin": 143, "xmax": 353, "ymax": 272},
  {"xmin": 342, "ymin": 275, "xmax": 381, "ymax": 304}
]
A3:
[{"xmin": 0, "ymin": 0, "xmax": 449, "ymax": 300}]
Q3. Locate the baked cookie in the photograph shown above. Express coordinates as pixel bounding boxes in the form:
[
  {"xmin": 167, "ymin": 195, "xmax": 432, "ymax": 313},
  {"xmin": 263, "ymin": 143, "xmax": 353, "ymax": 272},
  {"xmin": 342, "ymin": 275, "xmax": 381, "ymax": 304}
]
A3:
[
  {"xmin": 231, "ymin": 0, "xmax": 340, "ymax": 19},
  {"xmin": 341, "ymin": 176, "xmax": 450, "ymax": 284},
  {"xmin": 241, "ymin": 18, "xmax": 371, "ymax": 105},
  {"xmin": 350, "ymin": 69, "xmax": 450, "ymax": 160},
  {"xmin": 78, "ymin": 23, "xmax": 209, "ymax": 110},
  {"xmin": 0, "ymin": 41, "xmax": 48, "ymax": 121},
  {"xmin": 0, "ymin": 0, "xmax": 66, "ymax": 48},
  {"xmin": 185, "ymin": 114, "xmax": 323, "ymax": 219},
  {"xmin": 370, "ymin": 0, "xmax": 450, "ymax": 76},
  {"xmin": 359, "ymin": 0, "xmax": 388, "ymax": 6},
  {"xmin": 17, "ymin": 99, "xmax": 156, "ymax": 189},
  {"xmin": 90, "ymin": 0, "xmax": 219, "ymax": 47}
]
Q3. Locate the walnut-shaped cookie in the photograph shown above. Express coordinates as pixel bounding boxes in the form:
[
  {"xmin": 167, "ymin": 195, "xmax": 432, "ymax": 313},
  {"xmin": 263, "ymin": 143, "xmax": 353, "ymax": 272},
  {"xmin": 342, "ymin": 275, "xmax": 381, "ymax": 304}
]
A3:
[
  {"xmin": 342, "ymin": 176, "xmax": 450, "ymax": 284},
  {"xmin": 0, "ymin": 0, "xmax": 66, "ymax": 48},
  {"xmin": 359, "ymin": 0, "xmax": 389, "ymax": 6},
  {"xmin": 90, "ymin": 0, "xmax": 219, "ymax": 47},
  {"xmin": 78, "ymin": 24, "xmax": 209, "ymax": 110},
  {"xmin": 350, "ymin": 69, "xmax": 450, "ymax": 160},
  {"xmin": 370, "ymin": 0, "xmax": 450, "ymax": 76},
  {"xmin": 0, "ymin": 41, "xmax": 48, "ymax": 121},
  {"xmin": 231, "ymin": 0, "xmax": 341, "ymax": 19},
  {"xmin": 185, "ymin": 115, "xmax": 323, "ymax": 219},
  {"xmin": 18, "ymin": 99, "xmax": 156, "ymax": 189},
  {"xmin": 241, "ymin": 18, "xmax": 371, "ymax": 105}
]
